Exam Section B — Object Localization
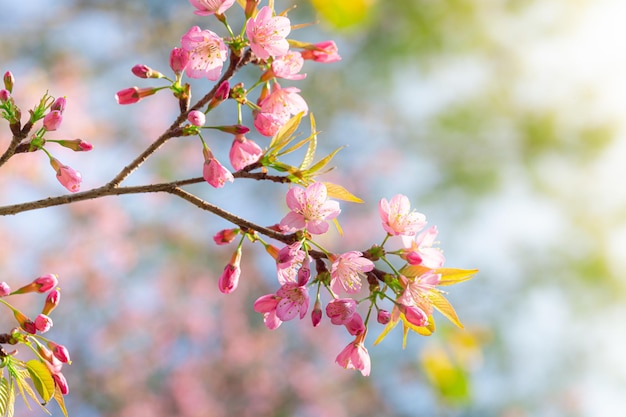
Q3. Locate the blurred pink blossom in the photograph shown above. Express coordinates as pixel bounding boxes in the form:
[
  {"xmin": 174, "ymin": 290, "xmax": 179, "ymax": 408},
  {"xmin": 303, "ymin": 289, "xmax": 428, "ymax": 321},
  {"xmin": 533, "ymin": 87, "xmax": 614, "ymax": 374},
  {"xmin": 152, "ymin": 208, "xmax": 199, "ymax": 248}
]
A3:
[{"xmin": 189, "ymin": 0, "xmax": 235, "ymax": 16}]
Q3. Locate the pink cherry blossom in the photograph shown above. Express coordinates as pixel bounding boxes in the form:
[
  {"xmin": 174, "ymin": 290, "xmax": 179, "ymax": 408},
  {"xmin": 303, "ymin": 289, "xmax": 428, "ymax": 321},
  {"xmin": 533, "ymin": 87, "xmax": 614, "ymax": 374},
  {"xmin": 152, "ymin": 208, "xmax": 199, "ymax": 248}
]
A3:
[
  {"xmin": 330, "ymin": 251, "xmax": 375, "ymax": 294},
  {"xmin": 213, "ymin": 228, "xmax": 239, "ymax": 245},
  {"xmin": 279, "ymin": 182, "xmax": 340, "ymax": 235},
  {"xmin": 53, "ymin": 373, "xmax": 69, "ymax": 395},
  {"xmin": 189, "ymin": 0, "xmax": 235, "ymax": 16},
  {"xmin": 181, "ymin": 26, "xmax": 228, "ymax": 81},
  {"xmin": 379, "ymin": 194, "xmax": 426, "ymax": 236},
  {"xmin": 270, "ymin": 51, "xmax": 306, "ymax": 80},
  {"xmin": 398, "ymin": 271, "xmax": 441, "ymax": 316},
  {"xmin": 245, "ymin": 6, "xmax": 291, "ymax": 59},
  {"xmin": 253, "ymin": 294, "xmax": 282, "ymax": 330},
  {"xmin": 48, "ymin": 342, "xmax": 71, "ymax": 364},
  {"xmin": 377, "ymin": 309, "xmax": 391, "ymax": 324},
  {"xmin": 275, "ymin": 242, "xmax": 307, "ymax": 285},
  {"xmin": 51, "ymin": 97, "xmax": 66, "ymax": 112},
  {"xmin": 401, "ymin": 225, "xmax": 445, "ymax": 268},
  {"xmin": 325, "ymin": 298, "xmax": 357, "ymax": 325},
  {"xmin": 52, "ymin": 161, "xmax": 82, "ymax": 193},
  {"xmin": 275, "ymin": 282, "xmax": 309, "ymax": 321},
  {"xmin": 301, "ymin": 40, "xmax": 341, "ymax": 63},
  {"xmin": 344, "ymin": 312, "xmax": 366, "ymax": 336},
  {"xmin": 229, "ymin": 134, "xmax": 263, "ymax": 170},
  {"xmin": 335, "ymin": 336, "xmax": 371, "ymax": 376},
  {"xmin": 202, "ymin": 150, "xmax": 234, "ymax": 188},
  {"xmin": 254, "ymin": 83, "xmax": 308, "ymax": 136}
]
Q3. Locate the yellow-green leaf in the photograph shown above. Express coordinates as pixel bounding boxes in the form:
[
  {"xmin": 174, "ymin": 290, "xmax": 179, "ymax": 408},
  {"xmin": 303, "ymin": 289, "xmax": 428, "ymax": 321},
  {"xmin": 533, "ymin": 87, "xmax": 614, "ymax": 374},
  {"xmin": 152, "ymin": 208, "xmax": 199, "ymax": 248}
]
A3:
[
  {"xmin": 299, "ymin": 113, "xmax": 317, "ymax": 170},
  {"xmin": 399, "ymin": 264, "xmax": 431, "ymax": 278},
  {"xmin": 428, "ymin": 291, "xmax": 464, "ymax": 329},
  {"xmin": 269, "ymin": 112, "xmax": 304, "ymax": 150},
  {"xmin": 306, "ymin": 146, "xmax": 344, "ymax": 176},
  {"xmin": 331, "ymin": 218, "xmax": 343, "ymax": 236},
  {"xmin": 0, "ymin": 377, "xmax": 11, "ymax": 417},
  {"xmin": 437, "ymin": 268, "xmax": 478, "ymax": 286},
  {"xmin": 309, "ymin": 0, "xmax": 375, "ymax": 29},
  {"xmin": 26, "ymin": 360, "xmax": 54, "ymax": 403},
  {"xmin": 373, "ymin": 308, "xmax": 401, "ymax": 346},
  {"xmin": 52, "ymin": 385, "xmax": 68, "ymax": 417},
  {"xmin": 323, "ymin": 182, "xmax": 363, "ymax": 203}
]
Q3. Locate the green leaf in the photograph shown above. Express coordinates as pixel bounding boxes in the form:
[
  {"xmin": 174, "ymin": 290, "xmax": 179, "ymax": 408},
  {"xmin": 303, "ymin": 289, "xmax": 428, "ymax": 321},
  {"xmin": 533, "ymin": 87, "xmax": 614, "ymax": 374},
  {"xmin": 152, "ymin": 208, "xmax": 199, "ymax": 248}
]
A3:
[
  {"xmin": 304, "ymin": 146, "xmax": 344, "ymax": 176},
  {"xmin": 323, "ymin": 182, "xmax": 363, "ymax": 203},
  {"xmin": 25, "ymin": 360, "xmax": 54, "ymax": 403},
  {"xmin": 299, "ymin": 113, "xmax": 317, "ymax": 170},
  {"xmin": 0, "ymin": 377, "xmax": 12, "ymax": 417},
  {"xmin": 268, "ymin": 112, "xmax": 304, "ymax": 151}
]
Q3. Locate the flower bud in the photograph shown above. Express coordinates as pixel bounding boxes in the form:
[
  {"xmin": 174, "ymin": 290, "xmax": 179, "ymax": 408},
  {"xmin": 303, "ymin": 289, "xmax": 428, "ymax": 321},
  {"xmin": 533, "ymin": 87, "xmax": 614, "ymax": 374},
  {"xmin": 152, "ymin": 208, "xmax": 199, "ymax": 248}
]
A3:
[
  {"xmin": 34, "ymin": 314, "xmax": 53, "ymax": 333},
  {"xmin": 131, "ymin": 64, "xmax": 164, "ymax": 79},
  {"xmin": 0, "ymin": 89, "xmax": 10, "ymax": 102},
  {"xmin": 377, "ymin": 309, "xmax": 391, "ymax": 325},
  {"xmin": 50, "ymin": 158, "xmax": 82, "ymax": 193},
  {"xmin": 48, "ymin": 341, "xmax": 71, "ymax": 364},
  {"xmin": 43, "ymin": 110, "xmax": 63, "ymax": 131},
  {"xmin": 213, "ymin": 228, "xmax": 239, "ymax": 245},
  {"xmin": 13, "ymin": 310, "xmax": 36, "ymax": 334},
  {"xmin": 212, "ymin": 124, "xmax": 250, "ymax": 135},
  {"xmin": 53, "ymin": 373, "xmax": 69, "ymax": 395},
  {"xmin": 3, "ymin": 71, "xmax": 14, "ymax": 93},
  {"xmin": 218, "ymin": 247, "xmax": 242, "ymax": 294},
  {"xmin": 207, "ymin": 80, "xmax": 230, "ymax": 111},
  {"xmin": 42, "ymin": 288, "xmax": 60, "ymax": 315},
  {"xmin": 187, "ymin": 110, "xmax": 206, "ymax": 127},
  {"xmin": 51, "ymin": 97, "xmax": 66, "ymax": 113},
  {"xmin": 311, "ymin": 299, "xmax": 322, "ymax": 327},
  {"xmin": 0, "ymin": 282, "xmax": 10, "ymax": 297},
  {"xmin": 13, "ymin": 273, "xmax": 58, "ymax": 294},
  {"xmin": 114, "ymin": 86, "xmax": 159, "ymax": 105},
  {"xmin": 301, "ymin": 41, "xmax": 341, "ymax": 63},
  {"xmin": 398, "ymin": 304, "xmax": 428, "ymax": 327},
  {"xmin": 56, "ymin": 138, "xmax": 93, "ymax": 152},
  {"xmin": 203, "ymin": 150, "xmax": 234, "ymax": 188},
  {"xmin": 229, "ymin": 134, "xmax": 263, "ymax": 171},
  {"xmin": 169, "ymin": 47, "xmax": 189, "ymax": 75}
]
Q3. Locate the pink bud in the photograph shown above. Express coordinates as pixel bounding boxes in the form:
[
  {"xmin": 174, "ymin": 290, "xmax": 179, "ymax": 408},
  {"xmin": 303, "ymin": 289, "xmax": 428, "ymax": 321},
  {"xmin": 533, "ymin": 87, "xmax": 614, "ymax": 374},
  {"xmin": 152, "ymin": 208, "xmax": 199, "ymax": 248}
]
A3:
[
  {"xmin": 187, "ymin": 110, "xmax": 206, "ymax": 127},
  {"xmin": 344, "ymin": 312, "xmax": 366, "ymax": 336},
  {"xmin": 218, "ymin": 247, "xmax": 242, "ymax": 294},
  {"xmin": 132, "ymin": 64, "xmax": 163, "ymax": 79},
  {"xmin": 48, "ymin": 342, "xmax": 71, "ymax": 364},
  {"xmin": 35, "ymin": 314, "xmax": 53, "ymax": 333},
  {"xmin": 42, "ymin": 288, "xmax": 60, "ymax": 315},
  {"xmin": 43, "ymin": 110, "xmax": 63, "ymax": 131},
  {"xmin": 169, "ymin": 47, "xmax": 189, "ymax": 74},
  {"xmin": 50, "ymin": 158, "xmax": 82, "ymax": 193},
  {"xmin": 35, "ymin": 274, "xmax": 58, "ymax": 292},
  {"xmin": 377, "ymin": 309, "xmax": 391, "ymax": 325},
  {"xmin": 14, "ymin": 310, "xmax": 36, "ymax": 334},
  {"xmin": 57, "ymin": 138, "xmax": 93, "ymax": 152},
  {"xmin": 208, "ymin": 80, "xmax": 231, "ymax": 111},
  {"xmin": 0, "ymin": 89, "xmax": 10, "ymax": 102},
  {"xmin": 399, "ymin": 305, "xmax": 428, "ymax": 327},
  {"xmin": 202, "ymin": 151, "xmax": 234, "ymax": 188},
  {"xmin": 3, "ymin": 71, "xmax": 14, "ymax": 92},
  {"xmin": 301, "ymin": 41, "xmax": 341, "ymax": 63},
  {"xmin": 213, "ymin": 228, "xmax": 239, "ymax": 245},
  {"xmin": 114, "ymin": 86, "xmax": 158, "ymax": 105},
  {"xmin": 311, "ymin": 300, "xmax": 322, "ymax": 327},
  {"xmin": 53, "ymin": 373, "xmax": 69, "ymax": 395},
  {"xmin": 51, "ymin": 97, "xmax": 66, "ymax": 113},
  {"xmin": 402, "ymin": 250, "xmax": 423, "ymax": 265},
  {"xmin": 0, "ymin": 282, "xmax": 10, "ymax": 296}
]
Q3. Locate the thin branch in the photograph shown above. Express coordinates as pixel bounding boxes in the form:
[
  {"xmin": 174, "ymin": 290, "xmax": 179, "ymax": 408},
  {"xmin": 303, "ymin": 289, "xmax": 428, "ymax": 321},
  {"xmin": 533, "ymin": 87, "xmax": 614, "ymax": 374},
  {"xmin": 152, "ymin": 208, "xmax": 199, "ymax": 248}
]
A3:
[{"xmin": 0, "ymin": 135, "xmax": 24, "ymax": 167}]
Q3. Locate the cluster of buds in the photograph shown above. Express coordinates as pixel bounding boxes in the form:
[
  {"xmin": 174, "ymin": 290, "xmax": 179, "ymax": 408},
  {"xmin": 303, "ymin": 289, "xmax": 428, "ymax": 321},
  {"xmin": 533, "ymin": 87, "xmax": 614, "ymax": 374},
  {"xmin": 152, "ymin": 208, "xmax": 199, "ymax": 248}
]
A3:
[
  {"xmin": 0, "ymin": 274, "xmax": 71, "ymax": 414},
  {"xmin": 0, "ymin": 71, "xmax": 92, "ymax": 193}
]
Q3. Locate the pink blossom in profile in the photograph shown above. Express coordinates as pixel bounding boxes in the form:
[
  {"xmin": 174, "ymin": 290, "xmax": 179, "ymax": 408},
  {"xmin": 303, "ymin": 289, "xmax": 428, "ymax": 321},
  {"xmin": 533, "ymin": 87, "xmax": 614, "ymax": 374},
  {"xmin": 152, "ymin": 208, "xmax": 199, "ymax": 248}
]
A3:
[
  {"xmin": 229, "ymin": 134, "xmax": 263, "ymax": 170},
  {"xmin": 279, "ymin": 182, "xmax": 340, "ymax": 235},
  {"xmin": 336, "ymin": 335, "xmax": 371, "ymax": 376},
  {"xmin": 344, "ymin": 312, "xmax": 366, "ymax": 336},
  {"xmin": 275, "ymin": 282, "xmax": 309, "ymax": 321},
  {"xmin": 48, "ymin": 342, "xmax": 71, "ymax": 364},
  {"xmin": 202, "ymin": 151, "xmax": 234, "ymax": 188},
  {"xmin": 43, "ymin": 110, "xmax": 63, "ymax": 131},
  {"xmin": 301, "ymin": 40, "xmax": 341, "ymax": 63},
  {"xmin": 253, "ymin": 293, "xmax": 282, "ymax": 330},
  {"xmin": 54, "ymin": 163, "xmax": 82, "ymax": 193},
  {"xmin": 189, "ymin": 0, "xmax": 235, "ymax": 16},
  {"xmin": 378, "ymin": 194, "xmax": 426, "ymax": 237},
  {"xmin": 245, "ymin": 6, "xmax": 291, "ymax": 59},
  {"xmin": 169, "ymin": 47, "xmax": 190, "ymax": 74},
  {"xmin": 253, "ymin": 111, "xmax": 285, "ymax": 137},
  {"xmin": 401, "ymin": 225, "xmax": 445, "ymax": 268},
  {"xmin": 213, "ymin": 228, "xmax": 239, "ymax": 245},
  {"xmin": 330, "ymin": 251, "xmax": 375, "ymax": 294},
  {"xmin": 181, "ymin": 26, "xmax": 228, "ymax": 81},
  {"xmin": 325, "ymin": 298, "xmax": 357, "ymax": 325},
  {"xmin": 53, "ymin": 373, "xmax": 69, "ymax": 395},
  {"xmin": 270, "ymin": 51, "xmax": 306, "ymax": 80},
  {"xmin": 51, "ymin": 97, "xmax": 66, "ymax": 112}
]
